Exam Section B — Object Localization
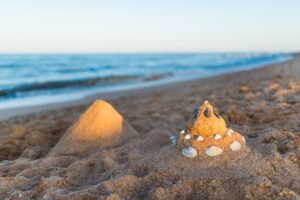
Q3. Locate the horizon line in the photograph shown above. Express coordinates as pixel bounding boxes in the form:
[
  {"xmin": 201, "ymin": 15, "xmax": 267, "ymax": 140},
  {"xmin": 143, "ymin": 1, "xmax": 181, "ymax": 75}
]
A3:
[{"xmin": 0, "ymin": 50, "xmax": 297, "ymax": 55}]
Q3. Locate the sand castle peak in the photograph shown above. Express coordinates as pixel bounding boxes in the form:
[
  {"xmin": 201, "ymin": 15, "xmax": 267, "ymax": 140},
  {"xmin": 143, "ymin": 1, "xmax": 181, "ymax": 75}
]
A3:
[
  {"xmin": 175, "ymin": 101, "xmax": 246, "ymax": 158},
  {"xmin": 72, "ymin": 99, "xmax": 123, "ymax": 140},
  {"xmin": 49, "ymin": 99, "xmax": 138, "ymax": 156},
  {"xmin": 186, "ymin": 100, "xmax": 227, "ymax": 137}
]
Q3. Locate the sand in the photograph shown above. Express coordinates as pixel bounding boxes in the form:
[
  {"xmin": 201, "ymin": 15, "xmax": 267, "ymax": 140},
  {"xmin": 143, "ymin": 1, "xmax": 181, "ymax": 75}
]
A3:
[
  {"xmin": 0, "ymin": 55, "xmax": 299, "ymax": 199},
  {"xmin": 49, "ymin": 100, "xmax": 138, "ymax": 156}
]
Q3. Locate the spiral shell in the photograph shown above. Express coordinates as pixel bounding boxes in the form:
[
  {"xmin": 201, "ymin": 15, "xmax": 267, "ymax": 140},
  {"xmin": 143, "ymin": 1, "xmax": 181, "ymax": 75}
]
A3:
[{"xmin": 182, "ymin": 147, "xmax": 197, "ymax": 158}]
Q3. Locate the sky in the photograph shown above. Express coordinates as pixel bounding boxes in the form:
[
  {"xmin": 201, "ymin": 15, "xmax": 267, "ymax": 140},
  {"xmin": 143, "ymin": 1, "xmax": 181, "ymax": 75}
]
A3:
[{"xmin": 0, "ymin": 0, "xmax": 299, "ymax": 53}]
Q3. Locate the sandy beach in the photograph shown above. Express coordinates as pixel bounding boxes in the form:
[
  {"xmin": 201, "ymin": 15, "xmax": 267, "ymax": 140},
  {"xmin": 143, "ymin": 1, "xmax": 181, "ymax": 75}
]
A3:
[{"xmin": 0, "ymin": 54, "xmax": 299, "ymax": 199}]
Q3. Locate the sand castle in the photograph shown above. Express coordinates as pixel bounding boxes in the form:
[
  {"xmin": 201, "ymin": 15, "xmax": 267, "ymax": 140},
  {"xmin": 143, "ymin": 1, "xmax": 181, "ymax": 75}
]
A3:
[
  {"xmin": 174, "ymin": 101, "xmax": 246, "ymax": 158},
  {"xmin": 49, "ymin": 100, "xmax": 138, "ymax": 156}
]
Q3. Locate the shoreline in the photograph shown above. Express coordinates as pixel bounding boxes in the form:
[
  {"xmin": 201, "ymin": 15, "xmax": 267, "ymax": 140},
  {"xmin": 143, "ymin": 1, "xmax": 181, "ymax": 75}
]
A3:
[{"xmin": 0, "ymin": 55, "xmax": 295, "ymax": 121}]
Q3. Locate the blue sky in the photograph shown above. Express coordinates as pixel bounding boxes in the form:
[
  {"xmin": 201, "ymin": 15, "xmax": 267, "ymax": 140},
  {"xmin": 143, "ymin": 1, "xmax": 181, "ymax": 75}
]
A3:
[{"xmin": 0, "ymin": 0, "xmax": 299, "ymax": 53}]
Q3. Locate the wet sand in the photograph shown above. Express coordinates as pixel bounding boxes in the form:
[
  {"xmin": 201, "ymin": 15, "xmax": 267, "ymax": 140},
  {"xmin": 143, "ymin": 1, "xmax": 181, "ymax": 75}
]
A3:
[{"xmin": 0, "ymin": 55, "xmax": 299, "ymax": 199}]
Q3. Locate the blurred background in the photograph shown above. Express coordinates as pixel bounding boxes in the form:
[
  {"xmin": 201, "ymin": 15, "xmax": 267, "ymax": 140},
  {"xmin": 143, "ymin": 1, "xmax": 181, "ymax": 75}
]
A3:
[{"xmin": 0, "ymin": 0, "xmax": 299, "ymax": 109}]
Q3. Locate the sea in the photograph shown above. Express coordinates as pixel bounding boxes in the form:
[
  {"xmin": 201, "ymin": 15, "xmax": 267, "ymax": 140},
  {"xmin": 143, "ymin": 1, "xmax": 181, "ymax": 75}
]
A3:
[{"xmin": 0, "ymin": 53, "xmax": 292, "ymax": 110}]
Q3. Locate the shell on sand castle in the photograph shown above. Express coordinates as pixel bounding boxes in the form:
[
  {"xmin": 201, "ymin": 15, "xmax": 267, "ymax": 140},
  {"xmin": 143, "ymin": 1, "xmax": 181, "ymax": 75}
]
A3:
[
  {"xmin": 48, "ymin": 100, "xmax": 138, "ymax": 156},
  {"xmin": 176, "ymin": 101, "xmax": 246, "ymax": 158},
  {"xmin": 182, "ymin": 146, "xmax": 198, "ymax": 158}
]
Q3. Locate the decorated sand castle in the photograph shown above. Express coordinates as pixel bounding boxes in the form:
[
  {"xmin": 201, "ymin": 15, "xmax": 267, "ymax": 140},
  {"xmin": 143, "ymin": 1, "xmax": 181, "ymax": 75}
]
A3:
[
  {"xmin": 174, "ymin": 101, "xmax": 246, "ymax": 158},
  {"xmin": 49, "ymin": 100, "xmax": 138, "ymax": 156}
]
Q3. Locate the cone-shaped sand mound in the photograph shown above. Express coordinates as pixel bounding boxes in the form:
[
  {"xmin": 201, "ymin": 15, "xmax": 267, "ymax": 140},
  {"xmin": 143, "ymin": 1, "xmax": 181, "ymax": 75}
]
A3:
[
  {"xmin": 49, "ymin": 100, "xmax": 138, "ymax": 156},
  {"xmin": 175, "ymin": 101, "xmax": 246, "ymax": 158}
]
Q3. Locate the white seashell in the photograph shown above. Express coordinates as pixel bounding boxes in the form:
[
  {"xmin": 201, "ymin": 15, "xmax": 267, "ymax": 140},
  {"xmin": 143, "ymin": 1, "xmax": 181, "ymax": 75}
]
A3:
[
  {"xmin": 169, "ymin": 135, "xmax": 177, "ymax": 146},
  {"xmin": 214, "ymin": 134, "xmax": 222, "ymax": 140},
  {"xmin": 230, "ymin": 141, "xmax": 242, "ymax": 151},
  {"xmin": 197, "ymin": 136, "xmax": 204, "ymax": 141},
  {"xmin": 205, "ymin": 146, "xmax": 223, "ymax": 157},
  {"xmin": 182, "ymin": 147, "xmax": 197, "ymax": 158},
  {"xmin": 226, "ymin": 129, "xmax": 234, "ymax": 136},
  {"xmin": 242, "ymin": 136, "xmax": 246, "ymax": 144},
  {"xmin": 180, "ymin": 130, "xmax": 185, "ymax": 134},
  {"xmin": 184, "ymin": 134, "xmax": 191, "ymax": 140}
]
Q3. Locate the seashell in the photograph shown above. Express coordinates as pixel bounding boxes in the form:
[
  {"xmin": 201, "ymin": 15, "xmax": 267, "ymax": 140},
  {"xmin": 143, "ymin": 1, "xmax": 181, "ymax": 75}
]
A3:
[
  {"xmin": 169, "ymin": 135, "xmax": 177, "ymax": 146},
  {"xmin": 196, "ymin": 136, "xmax": 204, "ymax": 141},
  {"xmin": 180, "ymin": 130, "xmax": 185, "ymax": 134},
  {"xmin": 226, "ymin": 129, "xmax": 234, "ymax": 136},
  {"xmin": 214, "ymin": 134, "xmax": 222, "ymax": 140},
  {"xmin": 204, "ymin": 108, "xmax": 212, "ymax": 118},
  {"xmin": 205, "ymin": 146, "xmax": 223, "ymax": 156},
  {"xmin": 184, "ymin": 134, "xmax": 191, "ymax": 140},
  {"xmin": 242, "ymin": 136, "xmax": 246, "ymax": 144},
  {"xmin": 193, "ymin": 109, "xmax": 199, "ymax": 119},
  {"xmin": 230, "ymin": 141, "xmax": 241, "ymax": 151},
  {"xmin": 182, "ymin": 147, "xmax": 197, "ymax": 158},
  {"xmin": 213, "ymin": 108, "xmax": 221, "ymax": 118}
]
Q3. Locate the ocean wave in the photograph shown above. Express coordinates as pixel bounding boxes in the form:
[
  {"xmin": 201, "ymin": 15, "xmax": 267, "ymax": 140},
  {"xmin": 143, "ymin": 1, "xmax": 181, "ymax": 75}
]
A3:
[
  {"xmin": 0, "ymin": 53, "xmax": 291, "ymax": 103},
  {"xmin": 0, "ymin": 72, "xmax": 174, "ymax": 98},
  {"xmin": 0, "ymin": 75, "xmax": 140, "ymax": 98}
]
